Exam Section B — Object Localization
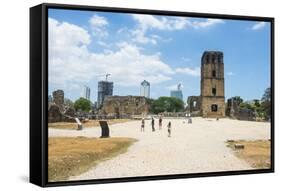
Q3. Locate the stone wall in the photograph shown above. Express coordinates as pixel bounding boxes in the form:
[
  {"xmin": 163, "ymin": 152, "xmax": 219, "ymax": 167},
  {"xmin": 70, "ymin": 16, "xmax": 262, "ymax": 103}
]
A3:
[
  {"xmin": 102, "ymin": 96, "xmax": 149, "ymax": 118},
  {"xmin": 226, "ymin": 97, "xmax": 255, "ymax": 121},
  {"xmin": 236, "ymin": 108, "xmax": 255, "ymax": 121}
]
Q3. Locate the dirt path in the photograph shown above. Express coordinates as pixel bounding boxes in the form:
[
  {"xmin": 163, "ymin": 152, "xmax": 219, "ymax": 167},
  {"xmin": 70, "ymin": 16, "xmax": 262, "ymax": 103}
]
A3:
[{"xmin": 49, "ymin": 118, "xmax": 270, "ymax": 180}]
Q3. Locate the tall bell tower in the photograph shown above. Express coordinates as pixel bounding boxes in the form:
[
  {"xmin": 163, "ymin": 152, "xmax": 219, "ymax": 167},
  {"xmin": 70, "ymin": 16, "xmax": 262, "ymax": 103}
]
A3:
[{"xmin": 201, "ymin": 51, "xmax": 225, "ymax": 118}]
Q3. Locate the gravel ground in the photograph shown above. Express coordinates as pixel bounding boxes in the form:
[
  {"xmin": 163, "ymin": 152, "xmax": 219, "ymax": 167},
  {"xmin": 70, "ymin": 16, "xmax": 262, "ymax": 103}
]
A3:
[{"xmin": 48, "ymin": 117, "xmax": 270, "ymax": 180}]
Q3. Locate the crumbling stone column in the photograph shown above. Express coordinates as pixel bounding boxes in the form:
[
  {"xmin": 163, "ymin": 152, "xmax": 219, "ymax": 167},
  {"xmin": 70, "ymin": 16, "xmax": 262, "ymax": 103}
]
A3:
[{"xmin": 53, "ymin": 89, "xmax": 64, "ymax": 111}]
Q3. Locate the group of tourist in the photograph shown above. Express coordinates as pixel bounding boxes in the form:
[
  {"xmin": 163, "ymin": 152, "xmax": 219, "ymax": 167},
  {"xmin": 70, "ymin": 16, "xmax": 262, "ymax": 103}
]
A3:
[{"xmin": 141, "ymin": 116, "xmax": 171, "ymax": 137}]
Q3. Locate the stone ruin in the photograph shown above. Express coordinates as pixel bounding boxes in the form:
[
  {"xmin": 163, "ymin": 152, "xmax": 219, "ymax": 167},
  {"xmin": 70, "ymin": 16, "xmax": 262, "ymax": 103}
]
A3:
[
  {"xmin": 187, "ymin": 96, "xmax": 201, "ymax": 116},
  {"xmin": 101, "ymin": 96, "xmax": 149, "ymax": 118},
  {"xmin": 225, "ymin": 97, "xmax": 240, "ymax": 118},
  {"xmin": 48, "ymin": 103, "xmax": 62, "ymax": 122},
  {"xmin": 48, "ymin": 90, "xmax": 76, "ymax": 123},
  {"xmin": 226, "ymin": 97, "xmax": 255, "ymax": 121},
  {"xmin": 53, "ymin": 90, "xmax": 64, "ymax": 109}
]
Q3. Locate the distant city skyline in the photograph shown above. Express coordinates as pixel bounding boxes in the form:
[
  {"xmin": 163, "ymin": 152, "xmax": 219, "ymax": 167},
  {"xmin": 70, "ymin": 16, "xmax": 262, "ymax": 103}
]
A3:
[
  {"xmin": 48, "ymin": 8, "xmax": 271, "ymax": 103},
  {"xmin": 170, "ymin": 83, "xmax": 183, "ymax": 100},
  {"xmin": 82, "ymin": 85, "xmax": 91, "ymax": 100},
  {"xmin": 140, "ymin": 80, "xmax": 150, "ymax": 98},
  {"xmin": 97, "ymin": 81, "xmax": 114, "ymax": 107}
]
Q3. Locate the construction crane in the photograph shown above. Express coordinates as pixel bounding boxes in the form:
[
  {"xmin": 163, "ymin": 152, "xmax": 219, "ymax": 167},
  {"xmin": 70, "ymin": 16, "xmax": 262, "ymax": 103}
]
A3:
[
  {"xmin": 95, "ymin": 73, "xmax": 111, "ymax": 81},
  {"xmin": 177, "ymin": 83, "xmax": 182, "ymax": 91},
  {"xmin": 105, "ymin": 73, "xmax": 110, "ymax": 81}
]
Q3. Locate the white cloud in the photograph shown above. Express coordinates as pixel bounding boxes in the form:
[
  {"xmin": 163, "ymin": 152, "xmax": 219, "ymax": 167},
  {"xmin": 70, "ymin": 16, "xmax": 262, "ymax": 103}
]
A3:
[
  {"xmin": 131, "ymin": 14, "xmax": 224, "ymax": 31},
  {"xmin": 151, "ymin": 34, "xmax": 173, "ymax": 43},
  {"xmin": 132, "ymin": 14, "xmax": 188, "ymax": 31},
  {"xmin": 49, "ymin": 18, "xmax": 90, "ymax": 47},
  {"xmin": 130, "ymin": 15, "xmax": 224, "ymax": 44},
  {"xmin": 175, "ymin": 67, "xmax": 200, "ymax": 76},
  {"xmin": 48, "ymin": 18, "xmax": 92, "ymax": 87},
  {"xmin": 90, "ymin": 42, "xmax": 174, "ymax": 86},
  {"xmin": 89, "ymin": 14, "xmax": 108, "ymax": 27},
  {"xmin": 49, "ymin": 18, "xmax": 176, "ymax": 88},
  {"xmin": 89, "ymin": 14, "xmax": 108, "ymax": 37},
  {"xmin": 49, "ymin": 18, "xmax": 204, "ymax": 91},
  {"xmin": 189, "ymin": 19, "xmax": 224, "ymax": 29},
  {"xmin": 251, "ymin": 22, "xmax": 266, "ymax": 30},
  {"xmin": 131, "ymin": 28, "xmax": 158, "ymax": 45},
  {"xmin": 132, "ymin": 15, "xmax": 162, "ymax": 30},
  {"xmin": 131, "ymin": 14, "xmax": 188, "ymax": 44},
  {"xmin": 117, "ymin": 27, "xmax": 128, "ymax": 34},
  {"xmin": 97, "ymin": 40, "xmax": 112, "ymax": 48}
]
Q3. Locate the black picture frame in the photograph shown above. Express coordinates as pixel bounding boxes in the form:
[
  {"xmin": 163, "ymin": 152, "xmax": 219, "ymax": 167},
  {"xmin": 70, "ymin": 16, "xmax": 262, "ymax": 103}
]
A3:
[{"xmin": 30, "ymin": 3, "xmax": 275, "ymax": 187}]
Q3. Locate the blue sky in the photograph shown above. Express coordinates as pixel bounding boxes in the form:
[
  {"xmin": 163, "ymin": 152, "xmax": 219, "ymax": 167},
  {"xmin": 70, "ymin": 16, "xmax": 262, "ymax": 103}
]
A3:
[{"xmin": 48, "ymin": 8, "xmax": 271, "ymax": 103}]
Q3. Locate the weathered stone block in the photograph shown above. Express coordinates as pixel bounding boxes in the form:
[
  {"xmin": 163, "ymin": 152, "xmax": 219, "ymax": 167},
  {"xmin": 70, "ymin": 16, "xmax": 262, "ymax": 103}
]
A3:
[{"xmin": 234, "ymin": 144, "xmax": 245, "ymax": 149}]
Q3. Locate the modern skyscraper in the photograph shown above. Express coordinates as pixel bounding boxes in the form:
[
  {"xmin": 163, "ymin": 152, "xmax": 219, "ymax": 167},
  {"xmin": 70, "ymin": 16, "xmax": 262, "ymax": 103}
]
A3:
[
  {"xmin": 170, "ymin": 83, "xmax": 183, "ymax": 100},
  {"xmin": 140, "ymin": 80, "xmax": 150, "ymax": 98},
  {"xmin": 82, "ymin": 85, "xmax": 91, "ymax": 100},
  {"xmin": 97, "ymin": 81, "xmax": 113, "ymax": 108}
]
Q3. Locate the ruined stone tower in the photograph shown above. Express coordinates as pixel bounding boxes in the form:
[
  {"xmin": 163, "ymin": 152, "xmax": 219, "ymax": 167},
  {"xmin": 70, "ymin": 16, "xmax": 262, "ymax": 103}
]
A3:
[
  {"xmin": 201, "ymin": 51, "xmax": 225, "ymax": 118},
  {"xmin": 52, "ymin": 89, "xmax": 64, "ymax": 111}
]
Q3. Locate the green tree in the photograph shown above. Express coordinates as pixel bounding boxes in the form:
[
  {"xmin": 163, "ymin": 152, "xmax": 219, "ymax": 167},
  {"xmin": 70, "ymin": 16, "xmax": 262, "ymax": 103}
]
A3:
[
  {"xmin": 262, "ymin": 87, "xmax": 271, "ymax": 102},
  {"xmin": 261, "ymin": 87, "xmax": 271, "ymax": 120},
  {"xmin": 74, "ymin": 97, "xmax": 91, "ymax": 112},
  {"xmin": 239, "ymin": 102, "xmax": 255, "ymax": 111},
  {"xmin": 253, "ymin": 99, "xmax": 261, "ymax": 108},
  {"xmin": 145, "ymin": 98, "xmax": 154, "ymax": 105},
  {"xmin": 64, "ymin": 98, "xmax": 74, "ymax": 107},
  {"xmin": 238, "ymin": 88, "xmax": 271, "ymax": 120},
  {"xmin": 151, "ymin": 97, "xmax": 184, "ymax": 114},
  {"xmin": 233, "ymin": 96, "xmax": 243, "ymax": 105}
]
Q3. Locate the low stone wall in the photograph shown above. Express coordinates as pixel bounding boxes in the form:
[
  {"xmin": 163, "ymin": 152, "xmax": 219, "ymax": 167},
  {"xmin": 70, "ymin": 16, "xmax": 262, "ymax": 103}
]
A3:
[{"xmin": 226, "ymin": 98, "xmax": 255, "ymax": 121}]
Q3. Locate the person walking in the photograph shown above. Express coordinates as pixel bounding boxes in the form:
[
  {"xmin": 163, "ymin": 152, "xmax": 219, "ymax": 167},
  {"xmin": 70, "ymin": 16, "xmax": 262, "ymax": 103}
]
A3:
[
  {"xmin": 167, "ymin": 121, "xmax": 171, "ymax": 137},
  {"xmin": 159, "ymin": 116, "xmax": 162, "ymax": 130},
  {"xmin": 151, "ymin": 117, "xmax": 155, "ymax": 132},
  {"xmin": 141, "ymin": 118, "xmax": 145, "ymax": 132}
]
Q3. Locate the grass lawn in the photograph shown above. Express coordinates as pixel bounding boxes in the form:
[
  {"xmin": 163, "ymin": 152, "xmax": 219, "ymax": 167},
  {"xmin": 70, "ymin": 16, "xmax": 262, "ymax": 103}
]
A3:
[
  {"xmin": 227, "ymin": 140, "xmax": 271, "ymax": 169},
  {"xmin": 48, "ymin": 119, "xmax": 131, "ymax": 130},
  {"xmin": 48, "ymin": 136, "xmax": 136, "ymax": 182}
]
